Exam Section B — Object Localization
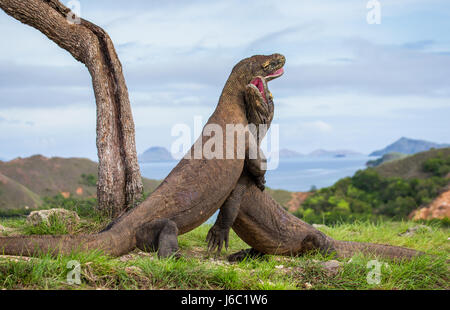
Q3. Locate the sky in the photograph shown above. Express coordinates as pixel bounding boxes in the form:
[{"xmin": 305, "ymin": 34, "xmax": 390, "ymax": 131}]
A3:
[{"xmin": 0, "ymin": 0, "xmax": 449, "ymax": 161}]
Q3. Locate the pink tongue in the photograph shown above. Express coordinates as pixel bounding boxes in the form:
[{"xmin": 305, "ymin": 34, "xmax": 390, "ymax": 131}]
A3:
[
  {"xmin": 267, "ymin": 68, "xmax": 284, "ymax": 78},
  {"xmin": 251, "ymin": 78, "xmax": 266, "ymax": 102}
]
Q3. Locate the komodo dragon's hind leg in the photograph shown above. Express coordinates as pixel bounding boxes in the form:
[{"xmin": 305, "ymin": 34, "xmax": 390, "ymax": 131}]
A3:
[{"xmin": 136, "ymin": 219, "xmax": 180, "ymax": 258}]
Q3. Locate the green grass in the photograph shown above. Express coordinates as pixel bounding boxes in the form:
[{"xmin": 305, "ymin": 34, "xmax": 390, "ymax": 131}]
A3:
[
  {"xmin": 0, "ymin": 218, "xmax": 448, "ymax": 290},
  {"xmin": 265, "ymin": 188, "xmax": 292, "ymax": 209}
]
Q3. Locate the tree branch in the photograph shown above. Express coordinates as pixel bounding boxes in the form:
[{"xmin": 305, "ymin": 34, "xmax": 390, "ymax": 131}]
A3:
[{"xmin": 0, "ymin": 0, "xmax": 143, "ymax": 216}]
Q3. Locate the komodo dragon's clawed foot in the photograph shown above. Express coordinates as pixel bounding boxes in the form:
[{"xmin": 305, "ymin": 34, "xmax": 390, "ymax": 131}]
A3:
[
  {"xmin": 136, "ymin": 219, "xmax": 180, "ymax": 259},
  {"xmin": 206, "ymin": 225, "xmax": 229, "ymax": 254},
  {"xmin": 227, "ymin": 248, "xmax": 266, "ymax": 262}
]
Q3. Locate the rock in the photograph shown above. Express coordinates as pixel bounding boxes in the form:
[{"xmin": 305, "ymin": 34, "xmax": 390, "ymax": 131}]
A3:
[
  {"xmin": 26, "ymin": 208, "xmax": 80, "ymax": 227},
  {"xmin": 0, "ymin": 224, "xmax": 13, "ymax": 233},
  {"xmin": 119, "ymin": 254, "xmax": 136, "ymax": 262},
  {"xmin": 0, "ymin": 255, "xmax": 35, "ymax": 262},
  {"xmin": 125, "ymin": 266, "xmax": 143, "ymax": 275},
  {"xmin": 410, "ymin": 188, "xmax": 450, "ymax": 220},
  {"xmin": 320, "ymin": 260, "xmax": 343, "ymax": 276},
  {"xmin": 398, "ymin": 225, "xmax": 432, "ymax": 237},
  {"xmin": 312, "ymin": 224, "xmax": 327, "ymax": 229}
]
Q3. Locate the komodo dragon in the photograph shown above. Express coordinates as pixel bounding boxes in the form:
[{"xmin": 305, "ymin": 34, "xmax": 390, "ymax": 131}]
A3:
[
  {"xmin": 206, "ymin": 74, "xmax": 276, "ymax": 253},
  {"xmin": 0, "ymin": 54, "xmax": 287, "ymax": 258},
  {"xmin": 205, "ymin": 61, "xmax": 423, "ymax": 261}
]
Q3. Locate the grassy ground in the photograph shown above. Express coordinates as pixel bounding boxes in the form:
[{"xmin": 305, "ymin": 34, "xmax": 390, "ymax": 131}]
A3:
[{"xmin": 0, "ymin": 216, "xmax": 448, "ymax": 290}]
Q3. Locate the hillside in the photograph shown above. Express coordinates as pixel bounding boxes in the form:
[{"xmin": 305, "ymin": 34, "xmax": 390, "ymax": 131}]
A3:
[
  {"xmin": 366, "ymin": 152, "xmax": 409, "ymax": 167},
  {"xmin": 370, "ymin": 137, "xmax": 449, "ymax": 157},
  {"xmin": 0, "ymin": 172, "xmax": 42, "ymax": 210},
  {"xmin": 0, "ymin": 155, "xmax": 99, "ymax": 198},
  {"xmin": 0, "ymin": 155, "xmax": 160, "ymax": 211},
  {"xmin": 375, "ymin": 148, "xmax": 450, "ymax": 179}
]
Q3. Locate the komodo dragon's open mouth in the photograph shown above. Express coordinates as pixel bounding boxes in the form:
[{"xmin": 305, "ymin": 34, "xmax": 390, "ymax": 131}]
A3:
[{"xmin": 249, "ymin": 67, "xmax": 284, "ymax": 104}]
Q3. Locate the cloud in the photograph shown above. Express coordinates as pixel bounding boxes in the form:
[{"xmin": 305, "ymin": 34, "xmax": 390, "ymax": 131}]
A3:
[
  {"xmin": 402, "ymin": 40, "xmax": 435, "ymax": 50},
  {"xmin": 277, "ymin": 39, "xmax": 450, "ymax": 97},
  {"xmin": 1, "ymin": 0, "xmax": 450, "ymax": 159},
  {"xmin": 304, "ymin": 121, "xmax": 333, "ymax": 133}
]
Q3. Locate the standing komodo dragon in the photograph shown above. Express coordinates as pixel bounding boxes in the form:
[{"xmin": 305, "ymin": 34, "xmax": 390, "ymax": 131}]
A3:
[
  {"xmin": 206, "ymin": 73, "xmax": 276, "ymax": 253},
  {"xmin": 0, "ymin": 54, "xmax": 287, "ymax": 258},
  {"xmin": 205, "ymin": 58, "xmax": 423, "ymax": 261}
]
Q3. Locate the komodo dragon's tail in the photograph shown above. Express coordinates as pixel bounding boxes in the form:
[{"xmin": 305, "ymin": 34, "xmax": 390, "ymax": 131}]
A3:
[
  {"xmin": 331, "ymin": 239, "xmax": 424, "ymax": 260},
  {"xmin": 0, "ymin": 230, "xmax": 134, "ymax": 257}
]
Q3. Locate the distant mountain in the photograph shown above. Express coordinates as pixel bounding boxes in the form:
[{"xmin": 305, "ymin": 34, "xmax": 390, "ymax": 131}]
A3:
[
  {"xmin": 139, "ymin": 147, "xmax": 174, "ymax": 162},
  {"xmin": 366, "ymin": 152, "xmax": 409, "ymax": 167},
  {"xmin": 370, "ymin": 137, "xmax": 450, "ymax": 157},
  {"xmin": 0, "ymin": 155, "xmax": 160, "ymax": 211},
  {"xmin": 308, "ymin": 149, "xmax": 362, "ymax": 158},
  {"xmin": 279, "ymin": 148, "xmax": 304, "ymax": 158}
]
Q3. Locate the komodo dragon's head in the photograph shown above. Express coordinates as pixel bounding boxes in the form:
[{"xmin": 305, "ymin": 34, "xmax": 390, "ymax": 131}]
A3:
[{"xmin": 231, "ymin": 54, "xmax": 285, "ymax": 125}]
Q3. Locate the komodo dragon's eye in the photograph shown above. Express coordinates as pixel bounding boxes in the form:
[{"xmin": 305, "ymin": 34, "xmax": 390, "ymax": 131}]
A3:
[{"xmin": 262, "ymin": 60, "xmax": 271, "ymax": 70}]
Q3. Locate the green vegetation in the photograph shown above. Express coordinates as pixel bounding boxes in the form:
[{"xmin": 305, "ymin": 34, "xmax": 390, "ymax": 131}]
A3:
[
  {"xmin": 0, "ymin": 220, "xmax": 448, "ymax": 290},
  {"xmin": 79, "ymin": 173, "xmax": 97, "ymax": 187},
  {"xmin": 22, "ymin": 213, "xmax": 71, "ymax": 236},
  {"xmin": 294, "ymin": 152, "xmax": 450, "ymax": 225},
  {"xmin": 422, "ymin": 151, "xmax": 450, "ymax": 177}
]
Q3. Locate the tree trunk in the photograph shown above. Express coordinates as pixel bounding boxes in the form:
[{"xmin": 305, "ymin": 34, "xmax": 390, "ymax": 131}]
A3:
[{"xmin": 0, "ymin": 0, "xmax": 143, "ymax": 217}]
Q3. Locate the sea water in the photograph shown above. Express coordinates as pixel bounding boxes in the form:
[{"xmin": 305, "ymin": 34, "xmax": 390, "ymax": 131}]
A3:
[{"xmin": 139, "ymin": 156, "xmax": 372, "ymax": 192}]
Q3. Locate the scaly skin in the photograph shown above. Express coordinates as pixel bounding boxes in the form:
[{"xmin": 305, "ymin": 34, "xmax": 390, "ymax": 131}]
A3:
[
  {"xmin": 232, "ymin": 183, "xmax": 423, "ymax": 261},
  {"xmin": 206, "ymin": 74, "xmax": 277, "ymax": 254},
  {"xmin": 206, "ymin": 58, "xmax": 423, "ymax": 261},
  {"xmin": 0, "ymin": 54, "xmax": 286, "ymax": 257}
]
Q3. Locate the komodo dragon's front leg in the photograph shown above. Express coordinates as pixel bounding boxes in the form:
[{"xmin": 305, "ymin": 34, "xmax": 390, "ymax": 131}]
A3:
[{"xmin": 207, "ymin": 76, "xmax": 277, "ymax": 254}]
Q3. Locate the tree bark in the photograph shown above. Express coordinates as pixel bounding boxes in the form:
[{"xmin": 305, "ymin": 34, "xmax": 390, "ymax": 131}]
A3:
[{"xmin": 0, "ymin": 0, "xmax": 143, "ymax": 217}]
